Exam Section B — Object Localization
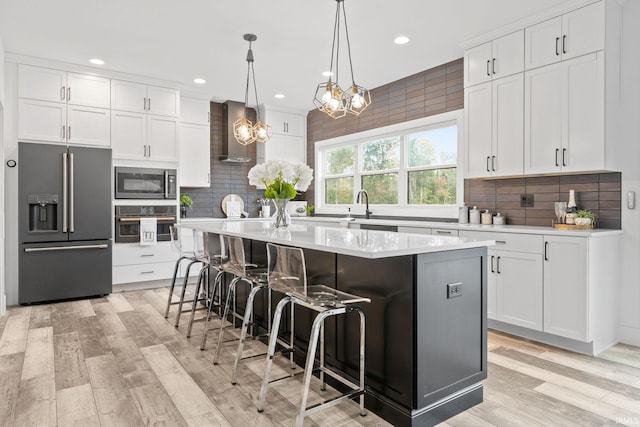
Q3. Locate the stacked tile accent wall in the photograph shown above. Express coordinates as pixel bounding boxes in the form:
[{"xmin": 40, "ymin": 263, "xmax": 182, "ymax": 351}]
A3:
[
  {"xmin": 181, "ymin": 102, "xmax": 264, "ymax": 218},
  {"xmin": 464, "ymin": 173, "xmax": 621, "ymax": 229},
  {"xmin": 306, "ymin": 58, "xmax": 465, "ymax": 203}
]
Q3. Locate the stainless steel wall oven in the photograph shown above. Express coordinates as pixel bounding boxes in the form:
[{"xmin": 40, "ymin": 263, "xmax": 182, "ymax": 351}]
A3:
[{"xmin": 114, "ymin": 205, "xmax": 176, "ymax": 243}]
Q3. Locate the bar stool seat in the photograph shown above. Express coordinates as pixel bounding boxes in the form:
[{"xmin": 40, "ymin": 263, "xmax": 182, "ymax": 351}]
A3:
[{"xmin": 257, "ymin": 243, "xmax": 370, "ymax": 427}]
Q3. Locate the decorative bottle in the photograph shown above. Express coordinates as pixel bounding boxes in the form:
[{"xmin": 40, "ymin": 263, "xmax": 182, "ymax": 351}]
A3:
[{"xmin": 565, "ymin": 190, "xmax": 578, "ymax": 225}]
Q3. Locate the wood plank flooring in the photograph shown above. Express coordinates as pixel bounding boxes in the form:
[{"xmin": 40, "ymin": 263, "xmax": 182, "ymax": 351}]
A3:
[{"xmin": 1, "ymin": 287, "xmax": 639, "ymax": 426}]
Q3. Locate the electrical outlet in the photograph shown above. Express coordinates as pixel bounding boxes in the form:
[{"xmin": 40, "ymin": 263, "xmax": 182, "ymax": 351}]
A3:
[
  {"xmin": 447, "ymin": 282, "xmax": 462, "ymax": 299},
  {"xmin": 521, "ymin": 194, "xmax": 534, "ymax": 207}
]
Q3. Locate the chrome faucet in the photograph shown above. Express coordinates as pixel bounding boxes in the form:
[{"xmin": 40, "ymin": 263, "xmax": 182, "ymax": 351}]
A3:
[{"xmin": 356, "ymin": 190, "xmax": 372, "ymax": 219}]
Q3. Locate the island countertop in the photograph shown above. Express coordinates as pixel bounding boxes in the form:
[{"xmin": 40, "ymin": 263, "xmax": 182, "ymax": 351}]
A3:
[{"xmin": 180, "ymin": 219, "xmax": 495, "ymax": 259}]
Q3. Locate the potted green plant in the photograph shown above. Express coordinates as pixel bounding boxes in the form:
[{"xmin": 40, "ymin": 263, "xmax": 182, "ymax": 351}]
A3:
[
  {"xmin": 575, "ymin": 209, "xmax": 596, "ymax": 227},
  {"xmin": 180, "ymin": 193, "xmax": 193, "ymax": 218}
]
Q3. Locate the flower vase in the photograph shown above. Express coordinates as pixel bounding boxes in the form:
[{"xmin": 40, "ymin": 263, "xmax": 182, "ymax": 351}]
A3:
[
  {"xmin": 180, "ymin": 205, "xmax": 187, "ymax": 218},
  {"xmin": 271, "ymin": 198, "xmax": 291, "ymax": 228}
]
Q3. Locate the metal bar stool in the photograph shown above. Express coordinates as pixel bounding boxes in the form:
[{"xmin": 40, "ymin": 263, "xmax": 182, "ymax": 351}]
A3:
[
  {"xmin": 204, "ymin": 236, "xmax": 269, "ymax": 368},
  {"xmin": 164, "ymin": 225, "xmax": 202, "ymax": 322},
  {"xmin": 257, "ymin": 243, "xmax": 370, "ymax": 427},
  {"xmin": 185, "ymin": 230, "xmax": 226, "ymax": 338}
]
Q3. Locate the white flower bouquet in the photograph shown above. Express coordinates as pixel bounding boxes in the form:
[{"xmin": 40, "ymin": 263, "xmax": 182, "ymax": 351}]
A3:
[{"xmin": 248, "ymin": 160, "xmax": 313, "ymax": 200}]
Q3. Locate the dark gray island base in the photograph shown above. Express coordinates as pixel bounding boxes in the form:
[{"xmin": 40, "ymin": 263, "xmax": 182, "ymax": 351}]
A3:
[{"xmin": 246, "ymin": 241, "xmax": 488, "ymax": 427}]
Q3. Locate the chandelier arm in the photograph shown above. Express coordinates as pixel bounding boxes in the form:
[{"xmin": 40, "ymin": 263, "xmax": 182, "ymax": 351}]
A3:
[{"xmin": 342, "ymin": 1, "xmax": 356, "ymax": 85}]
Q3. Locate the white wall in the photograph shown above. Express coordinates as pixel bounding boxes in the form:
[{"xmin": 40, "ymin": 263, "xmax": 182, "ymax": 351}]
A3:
[
  {"xmin": 0, "ymin": 35, "xmax": 6, "ymax": 316},
  {"xmin": 3, "ymin": 61, "xmax": 17, "ymax": 307},
  {"xmin": 614, "ymin": 0, "xmax": 640, "ymax": 346}
]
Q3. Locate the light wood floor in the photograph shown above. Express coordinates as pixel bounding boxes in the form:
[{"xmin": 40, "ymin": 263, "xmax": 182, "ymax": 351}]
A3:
[{"xmin": 1, "ymin": 287, "xmax": 639, "ymax": 427}]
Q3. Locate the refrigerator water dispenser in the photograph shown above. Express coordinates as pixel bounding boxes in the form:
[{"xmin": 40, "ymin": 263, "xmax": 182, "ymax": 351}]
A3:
[{"xmin": 28, "ymin": 194, "xmax": 58, "ymax": 232}]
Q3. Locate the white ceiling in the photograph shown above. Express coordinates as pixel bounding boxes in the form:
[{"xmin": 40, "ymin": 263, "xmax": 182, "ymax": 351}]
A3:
[{"xmin": 0, "ymin": 0, "xmax": 572, "ymax": 112}]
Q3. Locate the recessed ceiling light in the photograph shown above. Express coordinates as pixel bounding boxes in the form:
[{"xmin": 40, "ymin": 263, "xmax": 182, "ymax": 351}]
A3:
[
  {"xmin": 89, "ymin": 58, "xmax": 105, "ymax": 65},
  {"xmin": 394, "ymin": 36, "xmax": 410, "ymax": 45},
  {"xmin": 322, "ymin": 71, "xmax": 334, "ymax": 77},
  {"xmin": 193, "ymin": 78, "xmax": 206, "ymax": 84},
  {"xmin": 274, "ymin": 93, "xmax": 285, "ymax": 99}
]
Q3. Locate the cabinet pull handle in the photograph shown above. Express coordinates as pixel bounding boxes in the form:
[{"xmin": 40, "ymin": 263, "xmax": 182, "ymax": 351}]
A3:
[
  {"xmin": 492, "ymin": 58, "xmax": 496, "ymax": 75},
  {"xmin": 496, "ymin": 256, "xmax": 501, "ymax": 274},
  {"xmin": 68, "ymin": 126, "xmax": 71, "ymax": 140},
  {"xmin": 544, "ymin": 241, "xmax": 549, "ymax": 261},
  {"xmin": 486, "ymin": 60, "xmax": 491, "ymax": 77},
  {"xmin": 495, "ymin": 240, "xmax": 506, "ymax": 244},
  {"xmin": 492, "ymin": 155, "xmax": 496, "ymax": 171},
  {"xmin": 208, "ymin": 111, "xmax": 210, "ymax": 123},
  {"xmin": 555, "ymin": 148, "xmax": 560, "ymax": 167},
  {"xmin": 148, "ymin": 145, "xmax": 151, "ymax": 158},
  {"xmin": 148, "ymin": 98, "xmax": 151, "ymax": 111},
  {"xmin": 562, "ymin": 35, "xmax": 567, "ymax": 54},
  {"xmin": 562, "ymin": 148, "xmax": 567, "ymax": 167},
  {"xmin": 490, "ymin": 255, "xmax": 495, "ymax": 273},
  {"xmin": 436, "ymin": 230, "xmax": 451, "ymax": 235},
  {"xmin": 143, "ymin": 145, "xmax": 147, "ymax": 157},
  {"xmin": 67, "ymin": 87, "xmax": 71, "ymax": 102},
  {"xmin": 140, "ymin": 254, "xmax": 155, "ymax": 257},
  {"xmin": 141, "ymin": 271, "xmax": 155, "ymax": 274},
  {"xmin": 144, "ymin": 98, "xmax": 147, "ymax": 111},
  {"xmin": 207, "ymin": 173, "xmax": 210, "ymax": 184},
  {"xmin": 62, "ymin": 125, "xmax": 66, "ymax": 139},
  {"xmin": 555, "ymin": 37, "xmax": 560, "ymax": 56},
  {"xmin": 61, "ymin": 86, "xmax": 66, "ymax": 101},
  {"xmin": 486, "ymin": 156, "xmax": 491, "ymax": 172}
]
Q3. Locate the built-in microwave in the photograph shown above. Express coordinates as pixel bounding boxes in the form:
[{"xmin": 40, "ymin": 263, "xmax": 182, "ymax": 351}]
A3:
[{"xmin": 115, "ymin": 167, "xmax": 177, "ymax": 199}]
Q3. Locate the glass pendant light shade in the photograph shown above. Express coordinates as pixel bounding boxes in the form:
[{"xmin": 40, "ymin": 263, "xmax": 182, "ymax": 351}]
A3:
[
  {"xmin": 234, "ymin": 34, "xmax": 271, "ymax": 145},
  {"xmin": 314, "ymin": 0, "xmax": 370, "ymax": 119}
]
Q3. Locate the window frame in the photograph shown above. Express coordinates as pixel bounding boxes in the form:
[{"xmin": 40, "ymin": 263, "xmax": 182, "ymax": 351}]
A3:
[{"xmin": 315, "ymin": 110, "xmax": 464, "ymax": 218}]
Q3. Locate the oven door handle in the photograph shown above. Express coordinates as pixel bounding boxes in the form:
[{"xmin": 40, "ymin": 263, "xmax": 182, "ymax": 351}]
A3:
[{"xmin": 118, "ymin": 216, "xmax": 176, "ymax": 222}]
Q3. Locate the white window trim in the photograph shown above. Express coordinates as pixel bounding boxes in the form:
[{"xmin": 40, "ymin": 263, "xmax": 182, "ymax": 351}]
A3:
[{"xmin": 314, "ymin": 109, "xmax": 464, "ymax": 218}]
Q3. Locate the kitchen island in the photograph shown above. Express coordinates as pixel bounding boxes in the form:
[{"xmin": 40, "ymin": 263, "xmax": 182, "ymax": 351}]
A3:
[{"xmin": 182, "ymin": 219, "xmax": 494, "ymax": 427}]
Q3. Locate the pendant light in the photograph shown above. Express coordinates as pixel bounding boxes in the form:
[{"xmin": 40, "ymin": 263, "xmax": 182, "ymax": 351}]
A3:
[
  {"xmin": 313, "ymin": 0, "xmax": 371, "ymax": 118},
  {"xmin": 233, "ymin": 34, "xmax": 272, "ymax": 145}
]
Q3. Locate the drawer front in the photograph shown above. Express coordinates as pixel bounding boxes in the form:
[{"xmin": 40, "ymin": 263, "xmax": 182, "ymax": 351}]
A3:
[
  {"xmin": 398, "ymin": 226, "xmax": 432, "ymax": 235},
  {"xmin": 459, "ymin": 230, "xmax": 542, "ymax": 254},
  {"xmin": 113, "ymin": 242, "xmax": 177, "ymax": 266},
  {"xmin": 113, "ymin": 262, "xmax": 175, "ymax": 284}
]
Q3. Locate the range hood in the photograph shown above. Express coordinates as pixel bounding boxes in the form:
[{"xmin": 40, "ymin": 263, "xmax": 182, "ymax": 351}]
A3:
[{"xmin": 220, "ymin": 100, "xmax": 254, "ymax": 163}]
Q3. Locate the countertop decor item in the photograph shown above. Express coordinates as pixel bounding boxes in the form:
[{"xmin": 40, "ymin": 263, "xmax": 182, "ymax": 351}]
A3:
[
  {"xmin": 469, "ymin": 206, "xmax": 480, "ymax": 224},
  {"xmin": 233, "ymin": 34, "xmax": 272, "ymax": 145},
  {"xmin": 248, "ymin": 160, "xmax": 313, "ymax": 227},
  {"xmin": 481, "ymin": 209, "xmax": 492, "ymax": 225},
  {"xmin": 313, "ymin": 0, "xmax": 371, "ymax": 118},
  {"xmin": 575, "ymin": 209, "xmax": 597, "ymax": 227},
  {"xmin": 493, "ymin": 213, "xmax": 505, "ymax": 225},
  {"xmin": 180, "ymin": 193, "xmax": 193, "ymax": 218}
]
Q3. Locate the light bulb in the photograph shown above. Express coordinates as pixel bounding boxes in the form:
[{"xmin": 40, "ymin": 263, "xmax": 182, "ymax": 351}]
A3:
[
  {"xmin": 239, "ymin": 125, "xmax": 249, "ymax": 139},
  {"xmin": 351, "ymin": 93, "xmax": 364, "ymax": 109},
  {"xmin": 322, "ymin": 90, "xmax": 332, "ymax": 104},
  {"xmin": 257, "ymin": 127, "xmax": 267, "ymax": 138},
  {"xmin": 328, "ymin": 97, "xmax": 341, "ymax": 112}
]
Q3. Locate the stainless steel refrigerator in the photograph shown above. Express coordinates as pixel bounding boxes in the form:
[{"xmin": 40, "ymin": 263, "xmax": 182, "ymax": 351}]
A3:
[{"xmin": 18, "ymin": 142, "xmax": 112, "ymax": 304}]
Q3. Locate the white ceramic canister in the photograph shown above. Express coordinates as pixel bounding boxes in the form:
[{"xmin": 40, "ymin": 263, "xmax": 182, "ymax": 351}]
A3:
[
  {"xmin": 458, "ymin": 203, "xmax": 469, "ymax": 224},
  {"xmin": 481, "ymin": 210, "xmax": 493, "ymax": 225},
  {"xmin": 493, "ymin": 213, "xmax": 505, "ymax": 225},
  {"xmin": 469, "ymin": 206, "xmax": 481, "ymax": 224}
]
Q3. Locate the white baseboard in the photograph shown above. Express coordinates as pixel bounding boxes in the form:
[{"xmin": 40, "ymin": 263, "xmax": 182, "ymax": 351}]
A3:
[
  {"xmin": 618, "ymin": 324, "xmax": 640, "ymax": 347},
  {"xmin": 112, "ymin": 277, "xmax": 197, "ymax": 293}
]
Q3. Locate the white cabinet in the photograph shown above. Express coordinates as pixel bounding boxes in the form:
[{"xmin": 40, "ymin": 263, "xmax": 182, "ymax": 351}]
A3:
[
  {"xmin": 111, "ymin": 110, "xmax": 178, "ymax": 161},
  {"xmin": 258, "ymin": 106, "xmax": 307, "ymax": 164},
  {"xmin": 179, "ymin": 123, "xmax": 210, "ymax": 187},
  {"xmin": 112, "ymin": 242, "xmax": 177, "ymax": 284},
  {"xmin": 464, "ymin": 30, "xmax": 524, "ymax": 87},
  {"xmin": 524, "ymin": 52, "xmax": 604, "ymax": 174},
  {"xmin": 111, "ymin": 80, "xmax": 180, "ymax": 117},
  {"xmin": 431, "ymin": 228, "xmax": 459, "ymax": 237},
  {"xmin": 18, "ymin": 65, "xmax": 111, "ymax": 146},
  {"xmin": 397, "ymin": 226, "xmax": 432, "ymax": 235},
  {"xmin": 525, "ymin": 1, "xmax": 605, "ymax": 70},
  {"xmin": 543, "ymin": 236, "xmax": 588, "ymax": 341},
  {"xmin": 465, "ymin": 73, "xmax": 524, "ymax": 178},
  {"xmin": 180, "ymin": 97, "xmax": 210, "ymax": 125}
]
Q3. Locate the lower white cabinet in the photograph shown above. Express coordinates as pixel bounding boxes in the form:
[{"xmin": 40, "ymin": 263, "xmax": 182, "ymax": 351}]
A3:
[
  {"xmin": 112, "ymin": 242, "xmax": 177, "ymax": 284},
  {"xmin": 543, "ymin": 235, "xmax": 588, "ymax": 341},
  {"xmin": 179, "ymin": 123, "xmax": 210, "ymax": 187}
]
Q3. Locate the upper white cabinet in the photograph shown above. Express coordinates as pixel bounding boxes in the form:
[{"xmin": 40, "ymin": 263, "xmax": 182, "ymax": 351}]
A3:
[
  {"xmin": 524, "ymin": 52, "xmax": 604, "ymax": 174},
  {"xmin": 258, "ymin": 106, "xmax": 307, "ymax": 164},
  {"xmin": 111, "ymin": 80, "xmax": 180, "ymax": 117},
  {"xmin": 465, "ymin": 73, "xmax": 524, "ymax": 178},
  {"xmin": 464, "ymin": 30, "xmax": 524, "ymax": 88},
  {"xmin": 178, "ymin": 97, "xmax": 210, "ymax": 187},
  {"xmin": 525, "ymin": 1, "xmax": 604, "ymax": 70},
  {"xmin": 111, "ymin": 110, "xmax": 178, "ymax": 162},
  {"xmin": 18, "ymin": 65, "xmax": 111, "ymax": 146},
  {"xmin": 180, "ymin": 97, "xmax": 210, "ymax": 126}
]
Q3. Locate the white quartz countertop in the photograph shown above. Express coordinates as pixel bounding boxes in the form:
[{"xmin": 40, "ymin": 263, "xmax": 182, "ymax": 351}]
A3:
[
  {"xmin": 179, "ymin": 219, "xmax": 494, "ymax": 259},
  {"xmin": 294, "ymin": 216, "xmax": 623, "ymax": 238}
]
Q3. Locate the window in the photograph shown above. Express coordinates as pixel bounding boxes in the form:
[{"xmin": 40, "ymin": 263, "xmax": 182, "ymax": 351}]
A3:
[{"xmin": 316, "ymin": 111, "xmax": 463, "ymax": 218}]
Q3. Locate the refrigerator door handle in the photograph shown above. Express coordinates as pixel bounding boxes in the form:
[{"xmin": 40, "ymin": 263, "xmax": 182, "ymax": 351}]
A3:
[
  {"xmin": 24, "ymin": 244, "xmax": 109, "ymax": 253},
  {"xmin": 69, "ymin": 152, "xmax": 75, "ymax": 233},
  {"xmin": 62, "ymin": 152, "xmax": 68, "ymax": 233}
]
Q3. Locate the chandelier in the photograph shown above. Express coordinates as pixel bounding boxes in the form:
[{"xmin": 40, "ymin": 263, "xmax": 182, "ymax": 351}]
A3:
[
  {"xmin": 233, "ymin": 34, "xmax": 272, "ymax": 145},
  {"xmin": 313, "ymin": 0, "xmax": 371, "ymax": 119}
]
